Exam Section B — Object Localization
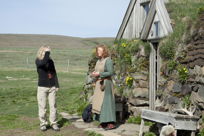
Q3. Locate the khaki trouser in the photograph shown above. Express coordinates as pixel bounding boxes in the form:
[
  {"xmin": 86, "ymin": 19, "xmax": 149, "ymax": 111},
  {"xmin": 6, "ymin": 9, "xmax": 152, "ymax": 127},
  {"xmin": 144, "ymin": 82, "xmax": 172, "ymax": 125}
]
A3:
[{"xmin": 37, "ymin": 86, "xmax": 57, "ymax": 127}]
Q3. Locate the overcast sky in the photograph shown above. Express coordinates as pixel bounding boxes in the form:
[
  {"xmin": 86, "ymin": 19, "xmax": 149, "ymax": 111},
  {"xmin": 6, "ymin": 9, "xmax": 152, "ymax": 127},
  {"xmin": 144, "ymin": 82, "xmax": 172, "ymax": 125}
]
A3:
[{"xmin": 0, "ymin": 0, "xmax": 130, "ymax": 38}]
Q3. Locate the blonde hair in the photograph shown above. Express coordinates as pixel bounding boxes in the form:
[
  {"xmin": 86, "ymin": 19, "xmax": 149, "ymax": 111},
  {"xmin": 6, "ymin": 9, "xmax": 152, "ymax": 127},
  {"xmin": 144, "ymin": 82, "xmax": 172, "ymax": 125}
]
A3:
[{"xmin": 36, "ymin": 46, "xmax": 50, "ymax": 60}]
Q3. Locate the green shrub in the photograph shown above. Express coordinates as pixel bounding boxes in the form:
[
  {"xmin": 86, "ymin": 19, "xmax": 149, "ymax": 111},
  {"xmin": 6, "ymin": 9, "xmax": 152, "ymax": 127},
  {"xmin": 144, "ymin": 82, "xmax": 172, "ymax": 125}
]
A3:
[
  {"xmin": 143, "ymin": 42, "xmax": 151, "ymax": 57},
  {"xmin": 167, "ymin": 60, "xmax": 178, "ymax": 72},
  {"xmin": 182, "ymin": 95, "xmax": 191, "ymax": 108},
  {"xmin": 113, "ymin": 39, "xmax": 151, "ymax": 73},
  {"xmin": 198, "ymin": 128, "xmax": 204, "ymax": 136},
  {"xmin": 198, "ymin": 6, "xmax": 204, "ymax": 14},
  {"xmin": 159, "ymin": 37, "xmax": 176, "ymax": 60},
  {"xmin": 114, "ymin": 40, "xmax": 132, "ymax": 73},
  {"xmin": 129, "ymin": 40, "xmax": 140, "ymax": 54},
  {"xmin": 144, "ymin": 121, "xmax": 155, "ymax": 126},
  {"xmin": 127, "ymin": 116, "xmax": 141, "ymax": 124}
]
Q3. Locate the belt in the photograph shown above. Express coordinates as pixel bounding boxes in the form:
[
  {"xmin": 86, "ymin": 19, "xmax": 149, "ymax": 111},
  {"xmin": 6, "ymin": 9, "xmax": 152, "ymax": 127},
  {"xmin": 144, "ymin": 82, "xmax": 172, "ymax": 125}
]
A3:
[{"xmin": 97, "ymin": 77, "xmax": 112, "ymax": 81}]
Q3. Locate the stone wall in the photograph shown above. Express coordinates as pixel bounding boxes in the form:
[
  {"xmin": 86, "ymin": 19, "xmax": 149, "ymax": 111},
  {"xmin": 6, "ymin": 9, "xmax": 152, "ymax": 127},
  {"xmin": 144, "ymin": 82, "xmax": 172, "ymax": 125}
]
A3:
[{"xmin": 157, "ymin": 12, "xmax": 204, "ymax": 124}]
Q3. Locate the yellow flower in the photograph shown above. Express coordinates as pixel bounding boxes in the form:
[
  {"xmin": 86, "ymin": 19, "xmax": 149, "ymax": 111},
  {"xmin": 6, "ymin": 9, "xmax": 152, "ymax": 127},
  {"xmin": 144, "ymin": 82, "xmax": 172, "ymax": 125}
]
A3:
[
  {"xmin": 125, "ymin": 76, "xmax": 133, "ymax": 85},
  {"xmin": 121, "ymin": 43, "xmax": 127, "ymax": 48},
  {"xmin": 182, "ymin": 67, "xmax": 188, "ymax": 73}
]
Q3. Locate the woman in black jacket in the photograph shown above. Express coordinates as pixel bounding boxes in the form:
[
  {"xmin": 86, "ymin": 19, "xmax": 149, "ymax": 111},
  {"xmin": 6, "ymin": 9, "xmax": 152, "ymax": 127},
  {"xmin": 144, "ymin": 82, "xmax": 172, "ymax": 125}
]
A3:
[{"xmin": 35, "ymin": 46, "xmax": 60, "ymax": 131}]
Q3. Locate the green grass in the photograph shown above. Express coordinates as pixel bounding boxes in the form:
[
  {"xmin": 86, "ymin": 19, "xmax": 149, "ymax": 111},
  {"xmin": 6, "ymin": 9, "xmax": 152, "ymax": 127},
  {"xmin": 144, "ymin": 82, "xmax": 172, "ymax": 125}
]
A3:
[
  {"xmin": 127, "ymin": 116, "xmax": 141, "ymax": 124},
  {"xmin": 127, "ymin": 116, "xmax": 154, "ymax": 126},
  {"xmin": 0, "ymin": 69, "xmax": 88, "ymax": 135},
  {"xmin": 144, "ymin": 132, "xmax": 156, "ymax": 136},
  {"xmin": 0, "ymin": 69, "xmax": 87, "ymax": 117},
  {"xmin": 160, "ymin": 1, "xmax": 204, "ymax": 60},
  {"xmin": 0, "ymin": 114, "xmax": 39, "ymax": 130},
  {"xmin": 0, "ymin": 63, "xmax": 88, "ymax": 135},
  {"xmin": 86, "ymin": 131, "xmax": 103, "ymax": 136}
]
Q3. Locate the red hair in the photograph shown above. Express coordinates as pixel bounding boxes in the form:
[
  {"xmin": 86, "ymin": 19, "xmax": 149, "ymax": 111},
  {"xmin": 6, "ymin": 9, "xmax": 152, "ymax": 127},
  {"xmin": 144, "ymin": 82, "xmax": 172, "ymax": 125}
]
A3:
[{"xmin": 96, "ymin": 45, "xmax": 110, "ymax": 58}]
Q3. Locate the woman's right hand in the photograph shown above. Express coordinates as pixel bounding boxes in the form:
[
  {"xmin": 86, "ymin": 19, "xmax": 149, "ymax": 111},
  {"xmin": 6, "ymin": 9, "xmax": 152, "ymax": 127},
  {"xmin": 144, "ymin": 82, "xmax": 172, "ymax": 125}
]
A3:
[
  {"xmin": 45, "ymin": 47, "xmax": 51, "ymax": 52},
  {"xmin": 92, "ymin": 71, "xmax": 100, "ymax": 77},
  {"xmin": 44, "ymin": 47, "xmax": 51, "ymax": 57}
]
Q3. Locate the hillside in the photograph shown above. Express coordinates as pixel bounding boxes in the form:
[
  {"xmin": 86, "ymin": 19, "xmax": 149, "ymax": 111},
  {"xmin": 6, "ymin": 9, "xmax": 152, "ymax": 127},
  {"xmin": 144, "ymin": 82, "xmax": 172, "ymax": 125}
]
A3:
[
  {"xmin": 0, "ymin": 34, "xmax": 114, "ymax": 49},
  {"xmin": 0, "ymin": 34, "xmax": 114, "ymax": 71}
]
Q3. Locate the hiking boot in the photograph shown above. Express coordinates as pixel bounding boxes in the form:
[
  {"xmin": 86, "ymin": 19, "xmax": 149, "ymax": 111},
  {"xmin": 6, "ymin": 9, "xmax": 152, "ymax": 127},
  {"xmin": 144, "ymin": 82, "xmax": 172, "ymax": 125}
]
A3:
[
  {"xmin": 40, "ymin": 125, "xmax": 47, "ymax": 131},
  {"xmin": 52, "ymin": 124, "xmax": 60, "ymax": 131}
]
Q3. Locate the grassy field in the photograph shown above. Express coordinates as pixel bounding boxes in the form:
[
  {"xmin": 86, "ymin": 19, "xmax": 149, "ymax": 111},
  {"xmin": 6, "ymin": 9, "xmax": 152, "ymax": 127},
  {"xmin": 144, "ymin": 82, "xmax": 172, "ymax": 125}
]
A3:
[{"xmin": 0, "ymin": 34, "xmax": 114, "ymax": 136}]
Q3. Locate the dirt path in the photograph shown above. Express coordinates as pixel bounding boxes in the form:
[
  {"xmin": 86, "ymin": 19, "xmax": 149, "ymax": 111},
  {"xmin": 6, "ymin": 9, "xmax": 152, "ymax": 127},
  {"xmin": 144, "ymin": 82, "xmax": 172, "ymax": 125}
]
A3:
[
  {"xmin": 60, "ymin": 112, "xmax": 150, "ymax": 136},
  {"xmin": 0, "ymin": 113, "xmax": 149, "ymax": 136}
]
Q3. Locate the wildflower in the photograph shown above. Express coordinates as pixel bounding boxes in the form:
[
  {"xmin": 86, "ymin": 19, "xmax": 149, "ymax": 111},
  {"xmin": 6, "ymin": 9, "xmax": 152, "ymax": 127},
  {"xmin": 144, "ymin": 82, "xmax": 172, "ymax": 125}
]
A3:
[
  {"xmin": 183, "ymin": 67, "xmax": 188, "ymax": 73},
  {"xmin": 177, "ymin": 66, "xmax": 189, "ymax": 83},
  {"xmin": 125, "ymin": 76, "xmax": 133, "ymax": 87},
  {"xmin": 121, "ymin": 43, "xmax": 127, "ymax": 48}
]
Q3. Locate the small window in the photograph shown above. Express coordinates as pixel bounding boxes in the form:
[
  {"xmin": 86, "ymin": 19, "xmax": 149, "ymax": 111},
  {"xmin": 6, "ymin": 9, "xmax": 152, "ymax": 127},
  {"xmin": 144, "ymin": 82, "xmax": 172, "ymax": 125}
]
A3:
[
  {"xmin": 154, "ymin": 21, "xmax": 160, "ymax": 37},
  {"xmin": 142, "ymin": 2, "xmax": 150, "ymax": 15}
]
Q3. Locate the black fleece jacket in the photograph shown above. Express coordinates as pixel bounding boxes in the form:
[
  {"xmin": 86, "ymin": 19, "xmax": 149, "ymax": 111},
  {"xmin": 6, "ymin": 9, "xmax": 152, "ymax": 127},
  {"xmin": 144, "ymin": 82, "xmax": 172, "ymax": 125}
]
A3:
[{"xmin": 35, "ymin": 52, "xmax": 59, "ymax": 88}]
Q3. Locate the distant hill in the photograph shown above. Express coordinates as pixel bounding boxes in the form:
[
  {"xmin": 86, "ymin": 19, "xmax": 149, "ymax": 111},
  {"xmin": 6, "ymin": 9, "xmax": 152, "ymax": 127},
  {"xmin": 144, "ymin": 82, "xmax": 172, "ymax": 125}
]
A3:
[
  {"xmin": 0, "ymin": 34, "xmax": 114, "ymax": 49},
  {"xmin": 0, "ymin": 34, "xmax": 115, "ymax": 71}
]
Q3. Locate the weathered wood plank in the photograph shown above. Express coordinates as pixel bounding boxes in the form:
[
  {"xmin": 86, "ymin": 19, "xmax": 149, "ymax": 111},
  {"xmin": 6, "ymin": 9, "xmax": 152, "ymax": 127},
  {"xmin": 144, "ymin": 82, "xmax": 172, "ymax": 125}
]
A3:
[
  {"xmin": 116, "ymin": 0, "xmax": 138, "ymax": 40},
  {"xmin": 174, "ymin": 120, "xmax": 198, "ymax": 130},
  {"xmin": 142, "ymin": 109, "xmax": 175, "ymax": 125},
  {"xmin": 149, "ymin": 43, "xmax": 156, "ymax": 110},
  {"xmin": 140, "ymin": 0, "xmax": 156, "ymax": 40},
  {"xmin": 191, "ymin": 131, "xmax": 196, "ymax": 136},
  {"xmin": 156, "ymin": 0, "xmax": 173, "ymax": 35},
  {"xmin": 139, "ymin": 119, "xmax": 144, "ymax": 136},
  {"xmin": 141, "ymin": 109, "xmax": 199, "ymax": 131}
]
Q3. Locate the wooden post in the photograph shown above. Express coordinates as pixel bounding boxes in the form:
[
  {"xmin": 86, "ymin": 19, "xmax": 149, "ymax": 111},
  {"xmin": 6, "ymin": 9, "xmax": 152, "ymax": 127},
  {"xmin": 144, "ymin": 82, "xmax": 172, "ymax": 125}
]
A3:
[
  {"xmin": 191, "ymin": 131, "xmax": 195, "ymax": 136},
  {"xmin": 149, "ymin": 43, "xmax": 156, "ymax": 110},
  {"xmin": 157, "ymin": 45, "xmax": 161, "ymax": 94},
  {"xmin": 67, "ymin": 59, "xmax": 69, "ymax": 72},
  {"xmin": 175, "ymin": 130, "xmax": 177, "ymax": 136},
  {"xmin": 139, "ymin": 119, "xmax": 144, "ymax": 136},
  {"xmin": 26, "ymin": 57, "xmax": 29, "ymax": 68}
]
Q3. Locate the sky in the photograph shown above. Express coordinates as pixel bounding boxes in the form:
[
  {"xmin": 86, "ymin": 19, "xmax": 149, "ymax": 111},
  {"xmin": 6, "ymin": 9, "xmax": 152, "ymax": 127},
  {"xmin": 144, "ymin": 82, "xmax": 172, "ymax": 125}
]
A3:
[{"xmin": 0, "ymin": 0, "xmax": 130, "ymax": 38}]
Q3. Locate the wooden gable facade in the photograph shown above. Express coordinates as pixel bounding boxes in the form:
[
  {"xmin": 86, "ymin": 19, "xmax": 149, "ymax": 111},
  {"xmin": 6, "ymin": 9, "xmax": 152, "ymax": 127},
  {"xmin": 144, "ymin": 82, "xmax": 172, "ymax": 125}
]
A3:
[
  {"xmin": 116, "ymin": 0, "xmax": 173, "ymax": 110},
  {"xmin": 116, "ymin": 0, "xmax": 172, "ymax": 40}
]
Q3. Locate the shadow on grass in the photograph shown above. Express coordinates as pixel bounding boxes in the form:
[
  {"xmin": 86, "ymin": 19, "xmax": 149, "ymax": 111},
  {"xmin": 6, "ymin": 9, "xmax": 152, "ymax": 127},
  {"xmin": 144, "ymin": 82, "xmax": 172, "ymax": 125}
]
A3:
[{"xmin": 58, "ymin": 118, "xmax": 71, "ymax": 128}]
